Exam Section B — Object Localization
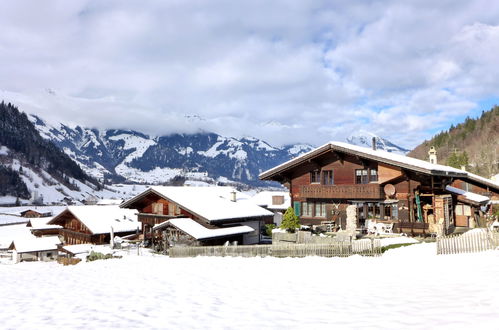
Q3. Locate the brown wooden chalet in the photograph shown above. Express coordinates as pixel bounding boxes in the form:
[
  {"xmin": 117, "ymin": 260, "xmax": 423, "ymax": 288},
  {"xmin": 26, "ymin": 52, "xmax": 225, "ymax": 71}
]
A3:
[
  {"xmin": 48, "ymin": 205, "xmax": 139, "ymax": 245},
  {"xmin": 120, "ymin": 186, "xmax": 274, "ymax": 247},
  {"xmin": 260, "ymin": 142, "xmax": 499, "ymax": 235}
]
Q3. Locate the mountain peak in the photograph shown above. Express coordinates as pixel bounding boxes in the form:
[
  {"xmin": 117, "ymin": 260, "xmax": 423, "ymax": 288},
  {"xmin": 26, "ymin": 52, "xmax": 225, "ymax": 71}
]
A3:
[{"xmin": 346, "ymin": 131, "xmax": 409, "ymax": 154}]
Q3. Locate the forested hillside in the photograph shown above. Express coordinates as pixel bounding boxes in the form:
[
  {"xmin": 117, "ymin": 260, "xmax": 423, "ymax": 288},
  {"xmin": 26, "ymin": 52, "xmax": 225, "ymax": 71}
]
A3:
[
  {"xmin": 409, "ymin": 106, "xmax": 499, "ymax": 178},
  {"xmin": 0, "ymin": 101, "xmax": 100, "ymax": 200}
]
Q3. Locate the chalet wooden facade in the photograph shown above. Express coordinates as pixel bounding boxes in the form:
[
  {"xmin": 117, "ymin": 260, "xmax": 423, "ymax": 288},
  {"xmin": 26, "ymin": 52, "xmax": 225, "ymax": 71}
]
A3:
[
  {"xmin": 120, "ymin": 186, "xmax": 273, "ymax": 247},
  {"xmin": 260, "ymin": 142, "xmax": 499, "ymax": 235},
  {"xmin": 48, "ymin": 206, "xmax": 139, "ymax": 245}
]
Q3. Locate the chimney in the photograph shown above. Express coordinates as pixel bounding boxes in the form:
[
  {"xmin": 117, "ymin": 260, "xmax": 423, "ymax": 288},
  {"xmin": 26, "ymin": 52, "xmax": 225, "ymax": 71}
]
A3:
[
  {"xmin": 230, "ymin": 191, "xmax": 237, "ymax": 202},
  {"xmin": 428, "ymin": 146, "xmax": 437, "ymax": 164},
  {"xmin": 372, "ymin": 137, "xmax": 376, "ymax": 151}
]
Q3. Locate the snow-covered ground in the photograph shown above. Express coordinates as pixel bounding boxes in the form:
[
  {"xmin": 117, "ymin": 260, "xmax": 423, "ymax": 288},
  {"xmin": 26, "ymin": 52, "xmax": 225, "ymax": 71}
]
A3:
[{"xmin": 1, "ymin": 243, "xmax": 498, "ymax": 329}]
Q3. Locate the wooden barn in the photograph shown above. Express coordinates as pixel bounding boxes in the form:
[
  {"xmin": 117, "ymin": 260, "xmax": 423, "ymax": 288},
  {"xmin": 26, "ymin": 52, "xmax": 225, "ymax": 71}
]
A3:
[
  {"xmin": 48, "ymin": 205, "xmax": 140, "ymax": 245},
  {"xmin": 259, "ymin": 141, "xmax": 499, "ymax": 235},
  {"xmin": 120, "ymin": 186, "xmax": 273, "ymax": 247}
]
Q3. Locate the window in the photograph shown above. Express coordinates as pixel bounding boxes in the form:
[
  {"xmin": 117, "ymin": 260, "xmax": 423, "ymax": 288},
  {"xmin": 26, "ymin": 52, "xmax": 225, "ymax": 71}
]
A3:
[
  {"xmin": 302, "ymin": 202, "xmax": 313, "ymax": 217},
  {"xmin": 315, "ymin": 202, "xmax": 326, "ymax": 218},
  {"xmin": 152, "ymin": 203, "xmax": 163, "ymax": 215},
  {"xmin": 168, "ymin": 203, "xmax": 180, "ymax": 216},
  {"xmin": 310, "ymin": 170, "xmax": 320, "ymax": 184},
  {"xmin": 367, "ymin": 202, "xmax": 381, "ymax": 219},
  {"xmin": 356, "ymin": 202, "xmax": 365, "ymax": 219},
  {"xmin": 272, "ymin": 195, "xmax": 285, "ymax": 205},
  {"xmin": 370, "ymin": 168, "xmax": 378, "ymax": 182},
  {"xmin": 355, "ymin": 169, "xmax": 368, "ymax": 184},
  {"xmin": 322, "ymin": 170, "xmax": 334, "ymax": 185}
]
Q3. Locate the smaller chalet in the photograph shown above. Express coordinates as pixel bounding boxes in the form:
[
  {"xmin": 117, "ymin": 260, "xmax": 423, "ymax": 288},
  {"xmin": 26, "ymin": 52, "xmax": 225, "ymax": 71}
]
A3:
[
  {"xmin": 9, "ymin": 236, "xmax": 61, "ymax": 263},
  {"xmin": 48, "ymin": 205, "xmax": 139, "ymax": 245},
  {"xmin": 27, "ymin": 218, "xmax": 61, "ymax": 237},
  {"xmin": 153, "ymin": 218, "xmax": 255, "ymax": 247},
  {"xmin": 250, "ymin": 191, "xmax": 291, "ymax": 226},
  {"xmin": 120, "ymin": 186, "xmax": 273, "ymax": 247}
]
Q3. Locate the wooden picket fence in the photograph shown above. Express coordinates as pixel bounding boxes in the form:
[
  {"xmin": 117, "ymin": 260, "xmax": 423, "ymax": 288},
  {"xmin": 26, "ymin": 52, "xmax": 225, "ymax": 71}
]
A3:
[
  {"xmin": 436, "ymin": 230, "xmax": 499, "ymax": 255},
  {"xmin": 169, "ymin": 239, "xmax": 382, "ymax": 258}
]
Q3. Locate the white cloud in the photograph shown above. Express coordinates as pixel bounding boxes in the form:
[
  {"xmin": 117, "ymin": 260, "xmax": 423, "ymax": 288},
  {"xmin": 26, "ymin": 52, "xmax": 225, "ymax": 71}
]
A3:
[{"xmin": 1, "ymin": 1, "xmax": 499, "ymax": 149}]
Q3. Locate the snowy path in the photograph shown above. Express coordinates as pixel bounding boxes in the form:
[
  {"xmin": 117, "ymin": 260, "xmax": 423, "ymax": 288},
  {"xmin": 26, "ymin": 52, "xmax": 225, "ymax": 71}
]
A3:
[{"xmin": 1, "ymin": 243, "xmax": 498, "ymax": 329}]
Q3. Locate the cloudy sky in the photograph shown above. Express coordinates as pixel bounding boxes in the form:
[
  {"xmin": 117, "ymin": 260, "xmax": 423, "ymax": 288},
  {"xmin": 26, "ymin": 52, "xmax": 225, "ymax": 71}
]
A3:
[{"xmin": 1, "ymin": 0, "xmax": 499, "ymax": 148}]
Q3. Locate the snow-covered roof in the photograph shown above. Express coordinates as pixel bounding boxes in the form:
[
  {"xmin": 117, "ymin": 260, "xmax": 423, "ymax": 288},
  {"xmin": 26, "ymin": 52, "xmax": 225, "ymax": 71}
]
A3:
[
  {"xmin": 50, "ymin": 205, "xmax": 140, "ymax": 235},
  {"xmin": 250, "ymin": 191, "xmax": 291, "ymax": 210},
  {"xmin": 122, "ymin": 186, "xmax": 272, "ymax": 222},
  {"xmin": 96, "ymin": 199, "xmax": 123, "ymax": 205},
  {"xmin": 27, "ymin": 217, "xmax": 62, "ymax": 230},
  {"xmin": 10, "ymin": 236, "xmax": 61, "ymax": 253},
  {"xmin": 154, "ymin": 217, "xmax": 254, "ymax": 240},
  {"xmin": 445, "ymin": 185, "xmax": 490, "ymax": 204},
  {"xmin": 60, "ymin": 244, "xmax": 94, "ymax": 255},
  {"xmin": 260, "ymin": 142, "xmax": 499, "ymax": 191}
]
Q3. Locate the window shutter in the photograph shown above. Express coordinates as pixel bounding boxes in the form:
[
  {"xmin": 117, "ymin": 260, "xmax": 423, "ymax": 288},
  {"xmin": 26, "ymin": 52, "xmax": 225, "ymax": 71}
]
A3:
[{"xmin": 293, "ymin": 202, "xmax": 301, "ymax": 216}]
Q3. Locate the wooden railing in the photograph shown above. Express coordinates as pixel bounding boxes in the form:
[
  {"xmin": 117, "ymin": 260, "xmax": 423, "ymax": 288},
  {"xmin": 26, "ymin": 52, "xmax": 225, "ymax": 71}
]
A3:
[
  {"xmin": 138, "ymin": 214, "xmax": 178, "ymax": 226},
  {"xmin": 299, "ymin": 184, "xmax": 383, "ymax": 199}
]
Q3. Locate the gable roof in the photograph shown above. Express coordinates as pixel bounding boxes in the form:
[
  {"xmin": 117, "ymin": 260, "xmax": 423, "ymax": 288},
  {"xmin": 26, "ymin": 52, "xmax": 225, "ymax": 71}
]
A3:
[
  {"xmin": 27, "ymin": 217, "xmax": 62, "ymax": 230},
  {"xmin": 9, "ymin": 236, "xmax": 61, "ymax": 253},
  {"xmin": 49, "ymin": 205, "xmax": 139, "ymax": 235},
  {"xmin": 121, "ymin": 186, "xmax": 273, "ymax": 222},
  {"xmin": 153, "ymin": 217, "xmax": 254, "ymax": 240},
  {"xmin": 259, "ymin": 141, "xmax": 499, "ymax": 191}
]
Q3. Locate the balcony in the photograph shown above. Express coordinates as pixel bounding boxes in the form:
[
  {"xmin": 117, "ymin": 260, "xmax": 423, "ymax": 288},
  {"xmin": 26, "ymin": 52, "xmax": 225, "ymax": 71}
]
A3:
[
  {"xmin": 299, "ymin": 184, "xmax": 383, "ymax": 199},
  {"xmin": 138, "ymin": 213, "xmax": 179, "ymax": 226}
]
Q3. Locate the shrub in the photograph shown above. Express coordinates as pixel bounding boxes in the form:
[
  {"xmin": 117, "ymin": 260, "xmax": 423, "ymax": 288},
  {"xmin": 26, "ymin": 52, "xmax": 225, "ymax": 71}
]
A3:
[
  {"xmin": 280, "ymin": 207, "xmax": 301, "ymax": 233},
  {"xmin": 86, "ymin": 251, "xmax": 121, "ymax": 262},
  {"xmin": 264, "ymin": 224, "xmax": 276, "ymax": 236}
]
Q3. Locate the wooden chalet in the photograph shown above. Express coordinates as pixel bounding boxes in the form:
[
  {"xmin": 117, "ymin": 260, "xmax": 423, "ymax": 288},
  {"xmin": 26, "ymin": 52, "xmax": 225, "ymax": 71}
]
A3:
[
  {"xmin": 20, "ymin": 209, "xmax": 53, "ymax": 218},
  {"xmin": 120, "ymin": 186, "xmax": 274, "ymax": 247},
  {"xmin": 259, "ymin": 141, "xmax": 499, "ymax": 235},
  {"xmin": 48, "ymin": 205, "xmax": 140, "ymax": 245}
]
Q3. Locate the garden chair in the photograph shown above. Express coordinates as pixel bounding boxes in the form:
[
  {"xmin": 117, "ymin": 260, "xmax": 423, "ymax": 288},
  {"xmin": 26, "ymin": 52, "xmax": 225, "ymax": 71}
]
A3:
[
  {"xmin": 366, "ymin": 221, "xmax": 377, "ymax": 235},
  {"xmin": 384, "ymin": 223, "xmax": 394, "ymax": 234},
  {"xmin": 374, "ymin": 223, "xmax": 385, "ymax": 236}
]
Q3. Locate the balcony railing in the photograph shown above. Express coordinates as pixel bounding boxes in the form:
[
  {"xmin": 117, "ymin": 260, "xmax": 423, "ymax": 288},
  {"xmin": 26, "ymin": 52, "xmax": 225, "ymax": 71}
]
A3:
[
  {"xmin": 299, "ymin": 184, "xmax": 383, "ymax": 199},
  {"xmin": 138, "ymin": 213, "xmax": 180, "ymax": 226}
]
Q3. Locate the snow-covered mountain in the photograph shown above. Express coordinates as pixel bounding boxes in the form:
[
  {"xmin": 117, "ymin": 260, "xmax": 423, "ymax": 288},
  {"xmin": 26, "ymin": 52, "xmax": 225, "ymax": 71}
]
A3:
[
  {"xmin": 346, "ymin": 131, "xmax": 409, "ymax": 154},
  {"xmin": 30, "ymin": 115, "xmax": 314, "ymax": 186}
]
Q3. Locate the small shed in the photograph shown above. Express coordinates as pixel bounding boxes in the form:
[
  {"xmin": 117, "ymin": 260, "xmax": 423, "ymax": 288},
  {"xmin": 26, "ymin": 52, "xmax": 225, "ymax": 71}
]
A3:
[
  {"xmin": 9, "ymin": 236, "xmax": 61, "ymax": 263},
  {"xmin": 153, "ymin": 217, "xmax": 254, "ymax": 248}
]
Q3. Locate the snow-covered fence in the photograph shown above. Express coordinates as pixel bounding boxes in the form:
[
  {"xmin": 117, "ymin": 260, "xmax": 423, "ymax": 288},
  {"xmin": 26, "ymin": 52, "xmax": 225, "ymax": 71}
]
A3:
[
  {"xmin": 169, "ymin": 240, "xmax": 382, "ymax": 258},
  {"xmin": 436, "ymin": 230, "xmax": 499, "ymax": 255}
]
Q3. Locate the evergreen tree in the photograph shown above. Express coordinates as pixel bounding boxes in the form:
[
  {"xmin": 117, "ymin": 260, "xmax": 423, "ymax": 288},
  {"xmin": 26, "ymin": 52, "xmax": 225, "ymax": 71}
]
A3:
[{"xmin": 280, "ymin": 207, "xmax": 301, "ymax": 233}]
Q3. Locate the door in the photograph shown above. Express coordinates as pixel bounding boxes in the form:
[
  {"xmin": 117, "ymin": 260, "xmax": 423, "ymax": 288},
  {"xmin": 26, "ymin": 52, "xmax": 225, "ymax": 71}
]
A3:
[{"xmin": 455, "ymin": 204, "xmax": 469, "ymax": 227}]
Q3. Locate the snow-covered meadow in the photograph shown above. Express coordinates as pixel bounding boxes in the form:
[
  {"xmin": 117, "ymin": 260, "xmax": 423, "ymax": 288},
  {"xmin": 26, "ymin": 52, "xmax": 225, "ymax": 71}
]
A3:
[{"xmin": 1, "ymin": 243, "xmax": 498, "ymax": 329}]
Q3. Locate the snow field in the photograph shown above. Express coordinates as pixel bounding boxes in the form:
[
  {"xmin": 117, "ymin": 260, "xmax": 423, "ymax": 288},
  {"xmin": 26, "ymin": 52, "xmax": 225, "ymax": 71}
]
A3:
[{"xmin": 1, "ymin": 244, "xmax": 498, "ymax": 329}]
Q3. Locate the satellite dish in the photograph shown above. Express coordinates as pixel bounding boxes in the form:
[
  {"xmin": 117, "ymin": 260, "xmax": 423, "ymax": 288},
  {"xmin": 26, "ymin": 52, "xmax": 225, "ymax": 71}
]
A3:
[{"xmin": 384, "ymin": 184, "xmax": 396, "ymax": 197}]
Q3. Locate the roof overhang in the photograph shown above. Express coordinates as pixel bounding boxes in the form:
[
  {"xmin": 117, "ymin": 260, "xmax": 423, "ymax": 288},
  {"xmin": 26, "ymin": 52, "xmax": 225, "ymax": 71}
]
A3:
[{"xmin": 260, "ymin": 142, "xmax": 472, "ymax": 183}]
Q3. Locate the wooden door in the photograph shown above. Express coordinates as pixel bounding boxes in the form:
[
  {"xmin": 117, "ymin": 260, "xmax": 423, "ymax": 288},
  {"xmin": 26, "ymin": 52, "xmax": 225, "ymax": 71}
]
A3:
[{"xmin": 454, "ymin": 204, "xmax": 469, "ymax": 227}]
